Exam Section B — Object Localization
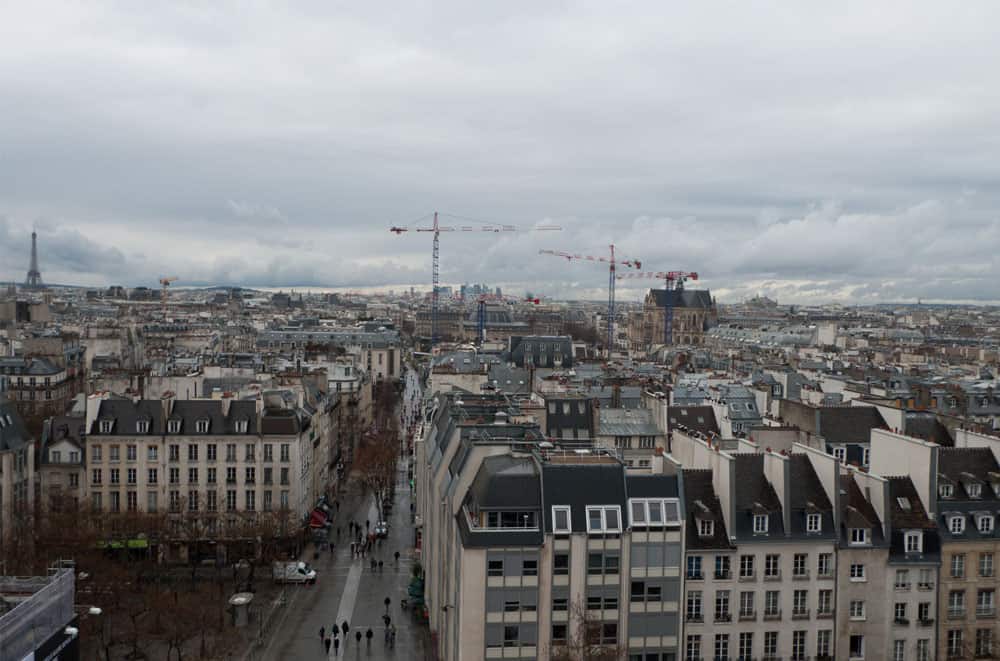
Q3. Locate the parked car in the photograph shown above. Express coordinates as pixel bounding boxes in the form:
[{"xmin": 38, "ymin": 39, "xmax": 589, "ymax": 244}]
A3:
[
  {"xmin": 374, "ymin": 521, "xmax": 389, "ymax": 538},
  {"xmin": 272, "ymin": 561, "xmax": 317, "ymax": 584}
]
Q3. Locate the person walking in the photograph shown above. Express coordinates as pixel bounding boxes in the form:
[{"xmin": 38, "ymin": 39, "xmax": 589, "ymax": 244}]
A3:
[
  {"xmin": 365, "ymin": 628, "xmax": 373, "ymax": 647},
  {"xmin": 324, "ymin": 636, "xmax": 331, "ymax": 654},
  {"xmin": 394, "ymin": 550, "xmax": 400, "ymax": 565},
  {"xmin": 332, "ymin": 637, "xmax": 340, "ymax": 655},
  {"xmin": 355, "ymin": 631, "xmax": 362, "ymax": 646},
  {"xmin": 341, "ymin": 621, "xmax": 349, "ymax": 638},
  {"xmin": 319, "ymin": 626, "xmax": 326, "ymax": 644}
]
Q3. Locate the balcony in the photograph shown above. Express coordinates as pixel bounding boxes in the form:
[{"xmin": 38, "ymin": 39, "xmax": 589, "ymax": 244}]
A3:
[
  {"xmin": 738, "ymin": 610, "xmax": 756, "ymax": 621},
  {"xmin": 685, "ymin": 614, "xmax": 704, "ymax": 623},
  {"xmin": 894, "ymin": 582, "xmax": 911, "ymax": 591},
  {"xmin": 918, "ymin": 582, "xmax": 935, "ymax": 591},
  {"xmin": 714, "ymin": 612, "xmax": 731, "ymax": 623},
  {"xmin": 715, "ymin": 570, "xmax": 732, "ymax": 580},
  {"xmin": 816, "ymin": 608, "xmax": 834, "ymax": 619},
  {"xmin": 894, "ymin": 617, "xmax": 910, "ymax": 626},
  {"xmin": 791, "ymin": 608, "xmax": 810, "ymax": 620},
  {"xmin": 792, "ymin": 571, "xmax": 810, "ymax": 581},
  {"xmin": 976, "ymin": 606, "xmax": 996, "ymax": 619},
  {"xmin": 948, "ymin": 607, "xmax": 966, "ymax": 619},
  {"xmin": 687, "ymin": 572, "xmax": 704, "ymax": 581},
  {"xmin": 918, "ymin": 618, "xmax": 935, "ymax": 627},
  {"xmin": 763, "ymin": 609, "xmax": 782, "ymax": 621},
  {"xmin": 763, "ymin": 571, "xmax": 781, "ymax": 582},
  {"xmin": 738, "ymin": 572, "xmax": 756, "ymax": 582}
]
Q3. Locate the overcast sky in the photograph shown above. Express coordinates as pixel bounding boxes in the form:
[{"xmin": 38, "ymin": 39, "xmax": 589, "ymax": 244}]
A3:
[{"xmin": 2, "ymin": 2, "xmax": 999, "ymax": 304}]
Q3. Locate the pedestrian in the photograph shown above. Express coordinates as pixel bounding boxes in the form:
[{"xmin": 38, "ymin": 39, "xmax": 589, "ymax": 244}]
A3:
[
  {"xmin": 366, "ymin": 519, "xmax": 370, "ymax": 530},
  {"xmin": 365, "ymin": 628, "xmax": 373, "ymax": 647},
  {"xmin": 333, "ymin": 637, "xmax": 340, "ymax": 655},
  {"xmin": 341, "ymin": 621, "xmax": 349, "ymax": 637},
  {"xmin": 330, "ymin": 541, "xmax": 335, "ymax": 556},
  {"xmin": 389, "ymin": 624, "xmax": 396, "ymax": 646},
  {"xmin": 324, "ymin": 637, "xmax": 331, "ymax": 654},
  {"xmin": 319, "ymin": 626, "xmax": 326, "ymax": 643},
  {"xmin": 394, "ymin": 550, "xmax": 400, "ymax": 565},
  {"xmin": 378, "ymin": 560, "xmax": 383, "ymax": 572},
  {"xmin": 350, "ymin": 541, "xmax": 355, "ymax": 556},
  {"xmin": 355, "ymin": 631, "xmax": 362, "ymax": 645},
  {"xmin": 370, "ymin": 558, "xmax": 377, "ymax": 571},
  {"xmin": 337, "ymin": 526, "xmax": 341, "ymax": 540},
  {"xmin": 382, "ymin": 613, "xmax": 391, "ymax": 628}
]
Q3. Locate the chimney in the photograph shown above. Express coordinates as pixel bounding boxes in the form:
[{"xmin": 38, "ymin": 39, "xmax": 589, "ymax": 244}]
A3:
[{"xmin": 221, "ymin": 393, "xmax": 232, "ymax": 417}]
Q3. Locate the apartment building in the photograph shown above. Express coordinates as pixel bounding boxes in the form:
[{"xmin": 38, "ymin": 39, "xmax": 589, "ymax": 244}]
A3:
[
  {"xmin": 676, "ymin": 433, "xmax": 839, "ymax": 661},
  {"xmin": 83, "ymin": 394, "xmax": 311, "ymax": 562},
  {"xmin": 594, "ymin": 407, "xmax": 665, "ymax": 468},
  {"xmin": 0, "ymin": 396, "xmax": 35, "ymax": 551},
  {"xmin": 415, "ymin": 393, "xmax": 684, "ymax": 661},
  {"xmin": 38, "ymin": 415, "xmax": 85, "ymax": 511},
  {"xmin": 936, "ymin": 445, "xmax": 1000, "ymax": 660}
]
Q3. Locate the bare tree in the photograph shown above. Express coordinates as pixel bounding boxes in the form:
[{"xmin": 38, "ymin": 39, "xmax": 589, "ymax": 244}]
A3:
[
  {"xmin": 355, "ymin": 432, "xmax": 398, "ymax": 519},
  {"xmin": 548, "ymin": 597, "xmax": 625, "ymax": 661}
]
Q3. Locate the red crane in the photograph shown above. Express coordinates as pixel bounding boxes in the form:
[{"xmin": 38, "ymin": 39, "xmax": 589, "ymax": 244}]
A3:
[
  {"xmin": 390, "ymin": 212, "xmax": 560, "ymax": 347},
  {"xmin": 539, "ymin": 244, "xmax": 641, "ymax": 357},
  {"xmin": 617, "ymin": 270, "xmax": 699, "ymax": 345}
]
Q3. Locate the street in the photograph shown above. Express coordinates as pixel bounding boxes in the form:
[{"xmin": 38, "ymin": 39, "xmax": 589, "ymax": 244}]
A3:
[{"xmin": 260, "ymin": 368, "xmax": 429, "ymax": 660}]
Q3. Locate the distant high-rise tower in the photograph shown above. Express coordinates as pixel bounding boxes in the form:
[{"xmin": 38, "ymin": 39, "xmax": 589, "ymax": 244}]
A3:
[{"xmin": 24, "ymin": 230, "xmax": 44, "ymax": 289}]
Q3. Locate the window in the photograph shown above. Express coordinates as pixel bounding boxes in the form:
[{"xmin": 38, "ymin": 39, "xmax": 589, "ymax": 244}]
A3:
[
  {"xmin": 793, "ymin": 553, "xmax": 807, "ymax": 577},
  {"xmin": 126, "ymin": 491, "xmax": 137, "ymax": 512},
  {"xmin": 698, "ymin": 519, "xmax": 714, "ymax": 537},
  {"xmin": 739, "ymin": 591, "xmax": 754, "ymax": 617},
  {"xmin": 764, "ymin": 554, "xmax": 780, "ymax": 578},
  {"xmin": 715, "ymin": 555, "xmax": 731, "ymax": 580},
  {"xmin": 850, "ymin": 528, "xmax": 869, "ymax": 545},
  {"xmin": 69, "ymin": 473, "xmax": 78, "ymax": 487},
  {"xmin": 280, "ymin": 444, "xmax": 290, "ymax": 461},
  {"xmin": 894, "ymin": 569, "xmax": 910, "ymax": 589},
  {"xmin": 109, "ymin": 445, "xmax": 120, "ymax": 462},
  {"xmin": 764, "ymin": 590, "xmax": 780, "ymax": 617},
  {"xmin": 764, "ymin": 631, "xmax": 778, "ymax": 657},
  {"xmin": 169, "ymin": 467, "xmax": 179, "ymax": 484},
  {"xmin": 948, "ymin": 630, "xmax": 963, "ymax": 658},
  {"xmin": 714, "ymin": 634, "xmax": 729, "ymax": 661},
  {"xmin": 245, "ymin": 490, "xmax": 255, "ymax": 511},
  {"xmin": 168, "ymin": 419, "xmax": 181, "ymax": 433},
  {"xmin": 817, "ymin": 630, "xmax": 832, "ymax": 658},
  {"xmin": 245, "ymin": 467, "xmax": 256, "ymax": 483},
  {"xmin": 833, "ymin": 446, "xmax": 846, "ymax": 463},
  {"xmin": 488, "ymin": 560, "xmax": 503, "ymax": 577},
  {"xmin": 977, "ymin": 629, "xmax": 994, "ymax": 658},
  {"xmin": 715, "ymin": 590, "xmax": 731, "ymax": 620},
  {"xmin": 918, "ymin": 601, "xmax": 931, "ymax": 622},
  {"xmin": 188, "ymin": 491, "xmax": 198, "ymax": 511},
  {"xmin": 280, "ymin": 468, "xmax": 289, "ymax": 485},
  {"xmin": 226, "ymin": 444, "xmax": 237, "ymax": 462},
  {"xmin": 226, "ymin": 467, "xmax": 237, "ymax": 484},
  {"xmin": 127, "ymin": 468, "xmax": 136, "ymax": 485},
  {"xmin": 919, "ymin": 567, "xmax": 934, "ymax": 589},
  {"xmin": 687, "ymin": 556, "xmax": 703, "ymax": 580},
  {"xmin": 147, "ymin": 491, "xmax": 157, "ymax": 512},
  {"xmin": 92, "ymin": 469, "xmax": 102, "ymax": 484},
  {"xmin": 977, "ymin": 589, "xmax": 995, "ymax": 616},
  {"xmin": 91, "ymin": 445, "xmax": 102, "ymax": 462},
  {"xmin": 792, "ymin": 630, "xmax": 806, "ymax": 661},
  {"xmin": 685, "ymin": 635, "xmax": 701, "ymax": 661},
  {"xmin": 99, "ymin": 420, "xmax": 113, "ymax": 434},
  {"xmin": 894, "ymin": 602, "xmax": 907, "ymax": 622},
  {"xmin": 169, "ymin": 444, "xmax": 179, "ymax": 461},
  {"xmin": 236, "ymin": 419, "xmax": 249, "ymax": 434},
  {"xmin": 893, "ymin": 640, "xmax": 905, "ymax": 661},
  {"xmin": 207, "ymin": 444, "xmax": 217, "ymax": 461},
  {"xmin": 207, "ymin": 468, "xmax": 217, "ymax": 484},
  {"xmin": 552, "ymin": 506, "xmax": 571, "ymax": 534},
  {"xmin": 552, "ymin": 597, "xmax": 568, "ymax": 611},
  {"xmin": 226, "ymin": 490, "xmax": 237, "ymax": 512},
  {"xmin": 169, "ymin": 490, "xmax": 180, "ymax": 513},
  {"xmin": 850, "ymin": 600, "xmax": 866, "ymax": 620},
  {"xmin": 916, "ymin": 639, "xmax": 930, "ymax": 661},
  {"xmin": 147, "ymin": 446, "xmax": 158, "ymax": 461},
  {"xmin": 126, "ymin": 445, "xmax": 136, "ymax": 461},
  {"xmin": 245, "ymin": 444, "xmax": 255, "ymax": 462},
  {"xmin": 862, "ymin": 447, "xmax": 870, "ymax": 466},
  {"xmin": 850, "ymin": 563, "xmax": 866, "ymax": 581},
  {"xmin": 263, "ymin": 444, "xmax": 273, "ymax": 462},
  {"xmin": 849, "ymin": 634, "xmax": 864, "ymax": 659},
  {"xmin": 952, "ymin": 553, "xmax": 966, "ymax": 578},
  {"xmin": 818, "ymin": 589, "xmax": 833, "ymax": 615},
  {"xmin": 739, "ymin": 633, "xmax": 753, "ymax": 660},
  {"xmin": 503, "ymin": 625, "xmax": 519, "ymax": 648},
  {"xmin": 940, "ymin": 483, "xmax": 954, "ymax": 498},
  {"xmin": 686, "ymin": 591, "xmax": 703, "ymax": 621},
  {"xmin": 740, "ymin": 555, "xmax": 755, "ymax": 579},
  {"xmin": 628, "ymin": 498, "xmax": 680, "ymax": 527},
  {"xmin": 817, "ymin": 553, "xmax": 832, "ymax": 577},
  {"xmin": 949, "ymin": 590, "xmax": 966, "ymax": 617},
  {"xmin": 950, "ymin": 515, "xmax": 966, "ymax": 534},
  {"xmin": 982, "ymin": 552, "xmax": 995, "ymax": 577},
  {"xmin": 793, "ymin": 589, "xmax": 808, "ymax": 616},
  {"xmin": 109, "ymin": 492, "xmax": 120, "ymax": 513},
  {"xmin": 806, "ymin": 512, "xmax": 821, "ymax": 533},
  {"xmin": 979, "ymin": 515, "xmax": 994, "ymax": 534},
  {"xmin": 195, "ymin": 419, "xmax": 209, "ymax": 433},
  {"xmin": 753, "ymin": 514, "xmax": 769, "ymax": 534},
  {"xmin": 585, "ymin": 506, "xmax": 622, "ymax": 534},
  {"xmin": 522, "ymin": 559, "xmax": 538, "ymax": 577},
  {"xmin": 551, "ymin": 624, "xmax": 567, "ymax": 645},
  {"xmin": 554, "ymin": 553, "xmax": 569, "ymax": 576},
  {"xmin": 969, "ymin": 483, "xmax": 983, "ymax": 498},
  {"xmin": 905, "ymin": 531, "xmax": 923, "ymax": 553},
  {"xmin": 110, "ymin": 468, "xmax": 120, "ymax": 484},
  {"xmin": 206, "ymin": 491, "xmax": 217, "ymax": 511}
]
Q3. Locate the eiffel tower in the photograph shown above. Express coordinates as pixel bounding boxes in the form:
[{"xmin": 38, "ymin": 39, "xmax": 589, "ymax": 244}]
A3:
[{"xmin": 24, "ymin": 230, "xmax": 44, "ymax": 289}]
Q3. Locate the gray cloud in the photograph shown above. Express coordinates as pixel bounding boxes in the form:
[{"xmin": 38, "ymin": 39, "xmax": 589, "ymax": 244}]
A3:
[{"xmin": 1, "ymin": 2, "xmax": 999, "ymax": 302}]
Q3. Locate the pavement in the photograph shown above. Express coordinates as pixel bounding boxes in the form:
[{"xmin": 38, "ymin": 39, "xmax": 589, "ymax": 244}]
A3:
[{"xmin": 260, "ymin": 369, "xmax": 431, "ymax": 661}]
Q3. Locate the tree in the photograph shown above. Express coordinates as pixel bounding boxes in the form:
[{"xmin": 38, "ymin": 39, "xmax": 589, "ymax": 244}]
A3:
[
  {"xmin": 355, "ymin": 431, "xmax": 398, "ymax": 519},
  {"xmin": 548, "ymin": 597, "xmax": 625, "ymax": 661}
]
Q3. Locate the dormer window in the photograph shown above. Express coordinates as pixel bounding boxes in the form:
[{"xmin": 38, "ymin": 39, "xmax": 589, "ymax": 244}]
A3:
[
  {"xmin": 950, "ymin": 515, "xmax": 966, "ymax": 534},
  {"xmin": 235, "ymin": 419, "xmax": 249, "ymax": 434},
  {"xmin": 99, "ymin": 420, "xmax": 113, "ymax": 434},
  {"xmin": 905, "ymin": 531, "xmax": 923, "ymax": 553},
  {"xmin": 698, "ymin": 519, "xmax": 714, "ymax": 537},
  {"xmin": 806, "ymin": 513, "xmax": 822, "ymax": 533},
  {"xmin": 833, "ymin": 447, "xmax": 846, "ymax": 464},
  {"xmin": 940, "ymin": 483, "xmax": 954, "ymax": 498},
  {"xmin": 552, "ymin": 506, "xmax": 571, "ymax": 534},
  {"xmin": 628, "ymin": 498, "xmax": 681, "ymax": 528},
  {"xmin": 586, "ymin": 505, "xmax": 622, "ymax": 535},
  {"xmin": 168, "ymin": 419, "xmax": 181, "ymax": 434},
  {"xmin": 195, "ymin": 419, "xmax": 209, "ymax": 434},
  {"xmin": 136, "ymin": 420, "xmax": 149, "ymax": 434},
  {"xmin": 753, "ymin": 514, "xmax": 769, "ymax": 534},
  {"xmin": 978, "ymin": 515, "xmax": 995, "ymax": 534},
  {"xmin": 968, "ymin": 483, "xmax": 982, "ymax": 498},
  {"xmin": 850, "ymin": 528, "xmax": 870, "ymax": 545}
]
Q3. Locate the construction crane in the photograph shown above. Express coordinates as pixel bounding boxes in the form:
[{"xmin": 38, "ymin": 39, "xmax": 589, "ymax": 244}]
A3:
[
  {"xmin": 539, "ymin": 245, "xmax": 642, "ymax": 357},
  {"xmin": 159, "ymin": 276, "xmax": 178, "ymax": 320},
  {"xmin": 617, "ymin": 270, "xmax": 698, "ymax": 344},
  {"xmin": 390, "ymin": 212, "xmax": 560, "ymax": 348},
  {"xmin": 475, "ymin": 294, "xmax": 541, "ymax": 346}
]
